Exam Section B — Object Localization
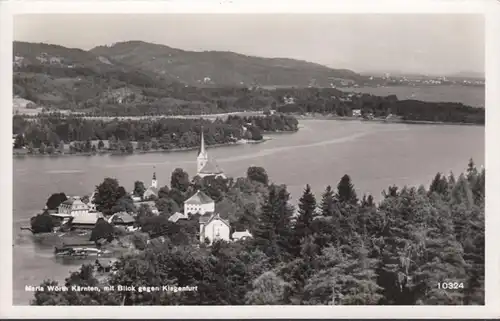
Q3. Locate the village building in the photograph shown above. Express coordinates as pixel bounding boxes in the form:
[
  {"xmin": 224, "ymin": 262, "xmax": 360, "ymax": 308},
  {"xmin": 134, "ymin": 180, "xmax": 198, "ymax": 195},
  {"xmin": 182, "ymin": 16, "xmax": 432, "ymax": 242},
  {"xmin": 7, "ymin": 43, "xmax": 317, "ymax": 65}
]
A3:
[
  {"xmin": 108, "ymin": 212, "xmax": 136, "ymax": 227},
  {"xmin": 168, "ymin": 212, "xmax": 189, "ymax": 223},
  {"xmin": 71, "ymin": 212, "xmax": 103, "ymax": 230},
  {"xmin": 232, "ymin": 230, "xmax": 253, "ymax": 241},
  {"xmin": 184, "ymin": 190, "xmax": 215, "ymax": 215},
  {"xmin": 196, "ymin": 129, "xmax": 225, "ymax": 178},
  {"xmin": 199, "ymin": 213, "xmax": 231, "ymax": 244},
  {"xmin": 58, "ymin": 196, "xmax": 90, "ymax": 216},
  {"xmin": 142, "ymin": 172, "xmax": 159, "ymax": 200}
]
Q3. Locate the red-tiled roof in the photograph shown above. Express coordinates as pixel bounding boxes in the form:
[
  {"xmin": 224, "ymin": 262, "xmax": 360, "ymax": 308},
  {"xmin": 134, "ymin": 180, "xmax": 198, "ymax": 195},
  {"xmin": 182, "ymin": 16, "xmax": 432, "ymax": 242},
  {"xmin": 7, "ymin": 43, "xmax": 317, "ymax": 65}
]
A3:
[{"xmin": 185, "ymin": 190, "xmax": 214, "ymax": 205}]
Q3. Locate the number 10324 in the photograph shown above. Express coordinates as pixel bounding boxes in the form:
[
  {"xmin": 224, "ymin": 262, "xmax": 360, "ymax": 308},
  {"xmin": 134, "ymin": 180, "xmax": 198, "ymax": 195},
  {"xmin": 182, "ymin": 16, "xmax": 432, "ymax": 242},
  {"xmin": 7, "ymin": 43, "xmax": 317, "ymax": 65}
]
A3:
[{"xmin": 437, "ymin": 282, "xmax": 464, "ymax": 290}]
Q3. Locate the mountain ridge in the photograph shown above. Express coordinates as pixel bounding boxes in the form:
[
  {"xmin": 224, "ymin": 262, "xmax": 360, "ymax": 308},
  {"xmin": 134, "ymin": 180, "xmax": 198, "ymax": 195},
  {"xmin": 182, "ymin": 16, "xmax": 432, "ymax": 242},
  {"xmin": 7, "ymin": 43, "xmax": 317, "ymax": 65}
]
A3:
[{"xmin": 89, "ymin": 40, "xmax": 363, "ymax": 86}]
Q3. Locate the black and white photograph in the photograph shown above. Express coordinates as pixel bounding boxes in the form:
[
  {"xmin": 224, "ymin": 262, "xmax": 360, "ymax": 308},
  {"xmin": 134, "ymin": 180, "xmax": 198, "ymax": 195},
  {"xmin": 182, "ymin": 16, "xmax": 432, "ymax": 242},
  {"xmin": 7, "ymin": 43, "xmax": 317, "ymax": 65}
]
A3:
[{"xmin": 2, "ymin": 0, "xmax": 500, "ymax": 318}]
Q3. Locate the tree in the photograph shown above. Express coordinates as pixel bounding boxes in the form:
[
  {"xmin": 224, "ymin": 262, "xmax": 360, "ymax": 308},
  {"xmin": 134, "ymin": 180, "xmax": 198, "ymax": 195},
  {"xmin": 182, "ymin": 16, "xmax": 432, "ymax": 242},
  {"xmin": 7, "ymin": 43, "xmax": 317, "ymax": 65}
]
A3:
[
  {"xmin": 290, "ymin": 184, "xmax": 317, "ymax": 257},
  {"xmin": 157, "ymin": 185, "xmax": 170, "ymax": 199},
  {"xmin": 30, "ymin": 211, "xmax": 54, "ymax": 233},
  {"xmin": 245, "ymin": 271, "xmax": 288, "ymax": 304},
  {"xmin": 110, "ymin": 196, "xmax": 136, "ymax": 214},
  {"xmin": 90, "ymin": 218, "xmax": 114, "ymax": 243},
  {"xmin": 170, "ymin": 168, "xmax": 190, "ymax": 192},
  {"xmin": 133, "ymin": 181, "xmax": 146, "ymax": 198},
  {"xmin": 97, "ymin": 140, "xmax": 105, "ymax": 150},
  {"xmin": 253, "ymin": 184, "xmax": 294, "ymax": 261},
  {"xmin": 429, "ymin": 173, "xmax": 449, "ymax": 196},
  {"xmin": 337, "ymin": 174, "xmax": 358, "ymax": 204},
  {"xmin": 319, "ymin": 185, "xmax": 336, "ymax": 217},
  {"xmin": 155, "ymin": 198, "xmax": 180, "ymax": 215},
  {"xmin": 93, "ymin": 178, "xmax": 127, "ymax": 215},
  {"xmin": 247, "ymin": 166, "xmax": 269, "ymax": 185},
  {"xmin": 466, "ymin": 158, "xmax": 478, "ymax": 182},
  {"xmin": 46, "ymin": 192, "xmax": 67, "ymax": 210}
]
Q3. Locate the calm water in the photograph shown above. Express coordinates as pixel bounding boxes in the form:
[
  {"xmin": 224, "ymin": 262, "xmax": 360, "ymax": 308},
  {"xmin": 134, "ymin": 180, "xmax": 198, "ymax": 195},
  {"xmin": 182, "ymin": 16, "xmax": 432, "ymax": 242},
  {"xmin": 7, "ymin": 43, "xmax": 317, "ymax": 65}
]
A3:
[
  {"xmin": 12, "ymin": 119, "xmax": 484, "ymax": 304},
  {"xmin": 344, "ymin": 85, "xmax": 485, "ymax": 107}
]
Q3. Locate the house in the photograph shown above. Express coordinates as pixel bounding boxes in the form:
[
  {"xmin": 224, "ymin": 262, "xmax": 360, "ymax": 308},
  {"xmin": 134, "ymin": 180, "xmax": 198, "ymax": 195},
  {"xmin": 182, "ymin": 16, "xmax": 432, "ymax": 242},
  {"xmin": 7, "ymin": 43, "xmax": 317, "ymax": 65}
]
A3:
[
  {"xmin": 199, "ymin": 213, "xmax": 231, "ymax": 244},
  {"xmin": 71, "ymin": 211, "xmax": 103, "ymax": 229},
  {"xmin": 232, "ymin": 230, "xmax": 253, "ymax": 241},
  {"xmin": 168, "ymin": 212, "xmax": 188, "ymax": 223},
  {"xmin": 58, "ymin": 196, "xmax": 89, "ymax": 216},
  {"xmin": 196, "ymin": 129, "xmax": 225, "ymax": 178},
  {"xmin": 142, "ymin": 171, "xmax": 158, "ymax": 200},
  {"xmin": 108, "ymin": 212, "xmax": 135, "ymax": 226},
  {"xmin": 184, "ymin": 190, "xmax": 215, "ymax": 215}
]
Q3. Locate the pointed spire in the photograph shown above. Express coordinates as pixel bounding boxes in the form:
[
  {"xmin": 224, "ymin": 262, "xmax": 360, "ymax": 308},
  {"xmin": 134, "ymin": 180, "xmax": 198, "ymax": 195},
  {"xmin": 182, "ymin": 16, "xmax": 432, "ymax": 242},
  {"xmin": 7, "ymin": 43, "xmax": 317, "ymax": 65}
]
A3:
[
  {"xmin": 199, "ymin": 125, "xmax": 206, "ymax": 156},
  {"xmin": 153, "ymin": 166, "xmax": 156, "ymax": 180}
]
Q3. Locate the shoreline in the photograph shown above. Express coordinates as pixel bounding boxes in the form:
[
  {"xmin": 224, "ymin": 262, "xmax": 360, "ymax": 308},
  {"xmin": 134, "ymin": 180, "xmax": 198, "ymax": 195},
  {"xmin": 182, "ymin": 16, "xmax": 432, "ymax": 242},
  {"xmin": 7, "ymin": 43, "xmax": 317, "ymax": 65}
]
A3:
[
  {"xmin": 13, "ymin": 137, "xmax": 273, "ymax": 158},
  {"xmin": 294, "ymin": 114, "xmax": 484, "ymax": 127}
]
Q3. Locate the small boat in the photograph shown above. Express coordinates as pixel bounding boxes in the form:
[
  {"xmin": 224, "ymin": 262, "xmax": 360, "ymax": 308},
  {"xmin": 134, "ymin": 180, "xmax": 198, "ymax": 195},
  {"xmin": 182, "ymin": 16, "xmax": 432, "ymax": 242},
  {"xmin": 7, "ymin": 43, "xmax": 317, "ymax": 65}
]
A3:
[{"xmin": 54, "ymin": 246, "xmax": 105, "ymax": 258}]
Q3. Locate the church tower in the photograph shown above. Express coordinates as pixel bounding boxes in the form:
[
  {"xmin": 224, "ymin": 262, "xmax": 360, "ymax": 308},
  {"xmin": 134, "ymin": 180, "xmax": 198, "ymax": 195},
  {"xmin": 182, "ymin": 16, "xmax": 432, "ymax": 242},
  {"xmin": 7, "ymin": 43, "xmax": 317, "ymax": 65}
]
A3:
[
  {"xmin": 151, "ymin": 169, "xmax": 158, "ymax": 188},
  {"xmin": 197, "ymin": 127, "xmax": 208, "ymax": 174}
]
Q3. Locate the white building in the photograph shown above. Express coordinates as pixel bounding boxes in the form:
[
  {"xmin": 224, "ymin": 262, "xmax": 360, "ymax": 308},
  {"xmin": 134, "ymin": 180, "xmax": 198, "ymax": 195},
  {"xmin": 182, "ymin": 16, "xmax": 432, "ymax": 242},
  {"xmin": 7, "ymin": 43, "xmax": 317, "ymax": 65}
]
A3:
[
  {"xmin": 232, "ymin": 230, "xmax": 253, "ymax": 241},
  {"xmin": 58, "ymin": 196, "xmax": 89, "ymax": 216},
  {"xmin": 352, "ymin": 109, "xmax": 362, "ymax": 117},
  {"xmin": 143, "ymin": 171, "xmax": 159, "ymax": 200},
  {"xmin": 184, "ymin": 190, "xmax": 215, "ymax": 215},
  {"xmin": 71, "ymin": 212, "xmax": 103, "ymax": 229},
  {"xmin": 197, "ymin": 129, "xmax": 225, "ymax": 178},
  {"xmin": 199, "ymin": 213, "xmax": 231, "ymax": 244}
]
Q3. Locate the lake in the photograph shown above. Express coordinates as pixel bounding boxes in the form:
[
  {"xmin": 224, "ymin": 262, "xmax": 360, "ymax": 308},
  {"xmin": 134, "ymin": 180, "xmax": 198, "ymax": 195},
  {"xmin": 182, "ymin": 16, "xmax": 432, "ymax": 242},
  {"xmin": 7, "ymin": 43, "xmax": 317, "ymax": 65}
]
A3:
[
  {"xmin": 343, "ymin": 85, "xmax": 485, "ymax": 107},
  {"xmin": 12, "ymin": 119, "xmax": 484, "ymax": 305}
]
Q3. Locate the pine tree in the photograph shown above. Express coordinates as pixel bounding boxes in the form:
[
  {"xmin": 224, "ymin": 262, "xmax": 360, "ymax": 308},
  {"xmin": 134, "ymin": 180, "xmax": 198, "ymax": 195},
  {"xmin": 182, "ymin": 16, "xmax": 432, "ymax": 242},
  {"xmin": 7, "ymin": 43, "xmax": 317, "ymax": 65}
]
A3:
[
  {"xmin": 320, "ymin": 185, "xmax": 335, "ymax": 217},
  {"xmin": 466, "ymin": 158, "xmax": 478, "ymax": 182},
  {"xmin": 429, "ymin": 173, "xmax": 448, "ymax": 196},
  {"xmin": 290, "ymin": 185, "xmax": 317, "ymax": 257},
  {"xmin": 253, "ymin": 184, "xmax": 293, "ymax": 261},
  {"xmin": 336, "ymin": 174, "xmax": 358, "ymax": 204}
]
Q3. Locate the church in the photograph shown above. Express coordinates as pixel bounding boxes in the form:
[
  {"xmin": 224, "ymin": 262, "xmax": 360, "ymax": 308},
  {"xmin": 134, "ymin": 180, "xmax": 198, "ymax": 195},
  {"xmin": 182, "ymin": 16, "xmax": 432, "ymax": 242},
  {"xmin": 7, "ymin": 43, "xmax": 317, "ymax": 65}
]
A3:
[{"xmin": 196, "ymin": 128, "xmax": 225, "ymax": 178}]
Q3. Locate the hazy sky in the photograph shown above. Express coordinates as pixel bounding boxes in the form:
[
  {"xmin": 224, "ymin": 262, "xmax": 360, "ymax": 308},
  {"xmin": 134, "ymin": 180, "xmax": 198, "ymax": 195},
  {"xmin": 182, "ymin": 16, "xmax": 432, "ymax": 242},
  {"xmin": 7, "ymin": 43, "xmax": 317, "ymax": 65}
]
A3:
[{"xmin": 14, "ymin": 14, "xmax": 484, "ymax": 75}]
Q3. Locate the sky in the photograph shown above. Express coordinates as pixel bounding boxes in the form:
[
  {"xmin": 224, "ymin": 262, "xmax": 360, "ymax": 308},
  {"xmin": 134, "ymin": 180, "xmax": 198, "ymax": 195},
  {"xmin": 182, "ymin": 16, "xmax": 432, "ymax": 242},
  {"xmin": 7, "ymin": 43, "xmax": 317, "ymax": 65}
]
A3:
[{"xmin": 13, "ymin": 14, "xmax": 484, "ymax": 76}]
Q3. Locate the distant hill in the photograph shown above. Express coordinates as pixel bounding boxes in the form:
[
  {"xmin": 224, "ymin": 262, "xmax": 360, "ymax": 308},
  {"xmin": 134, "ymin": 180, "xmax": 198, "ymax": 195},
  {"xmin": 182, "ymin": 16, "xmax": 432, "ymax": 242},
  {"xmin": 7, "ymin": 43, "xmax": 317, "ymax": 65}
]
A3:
[
  {"xmin": 90, "ymin": 41, "xmax": 363, "ymax": 87},
  {"xmin": 12, "ymin": 41, "xmax": 186, "ymax": 112},
  {"xmin": 12, "ymin": 40, "xmax": 364, "ymax": 115}
]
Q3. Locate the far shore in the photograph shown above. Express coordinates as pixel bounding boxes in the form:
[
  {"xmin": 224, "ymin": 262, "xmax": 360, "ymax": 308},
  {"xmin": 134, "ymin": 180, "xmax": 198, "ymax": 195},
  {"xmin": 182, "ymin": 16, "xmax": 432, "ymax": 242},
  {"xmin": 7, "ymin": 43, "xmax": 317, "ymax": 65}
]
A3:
[
  {"xmin": 294, "ymin": 113, "xmax": 484, "ymax": 127},
  {"xmin": 13, "ymin": 137, "xmax": 272, "ymax": 158}
]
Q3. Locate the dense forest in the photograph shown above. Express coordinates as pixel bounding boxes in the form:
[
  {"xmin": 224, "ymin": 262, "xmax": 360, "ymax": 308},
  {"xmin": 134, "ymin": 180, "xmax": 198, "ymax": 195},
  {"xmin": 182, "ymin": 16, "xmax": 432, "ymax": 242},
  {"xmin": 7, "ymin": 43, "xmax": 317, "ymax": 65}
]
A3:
[
  {"xmin": 12, "ymin": 114, "xmax": 299, "ymax": 154},
  {"xmin": 31, "ymin": 160, "xmax": 485, "ymax": 305},
  {"xmin": 274, "ymin": 88, "xmax": 484, "ymax": 124}
]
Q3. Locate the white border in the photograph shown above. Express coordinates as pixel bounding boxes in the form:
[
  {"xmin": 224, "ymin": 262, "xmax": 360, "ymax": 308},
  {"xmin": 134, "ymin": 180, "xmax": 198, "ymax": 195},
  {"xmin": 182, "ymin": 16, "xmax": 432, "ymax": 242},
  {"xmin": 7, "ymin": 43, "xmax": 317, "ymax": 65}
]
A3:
[{"xmin": 1, "ymin": 0, "xmax": 499, "ymax": 319}]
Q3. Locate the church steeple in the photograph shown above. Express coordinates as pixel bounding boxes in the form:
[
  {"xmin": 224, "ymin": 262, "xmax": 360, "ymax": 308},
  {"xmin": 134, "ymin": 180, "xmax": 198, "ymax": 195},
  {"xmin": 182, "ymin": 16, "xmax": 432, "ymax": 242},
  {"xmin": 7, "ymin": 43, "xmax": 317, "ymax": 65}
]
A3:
[
  {"xmin": 197, "ymin": 126, "xmax": 208, "ymax": 174},
  {"xmin": 151, "ymin": 167, "xmax": 157, "ymax": 188},
  {"xmin": 198, "ymin": 126, "xmax": 206, "ymax": 157}
]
